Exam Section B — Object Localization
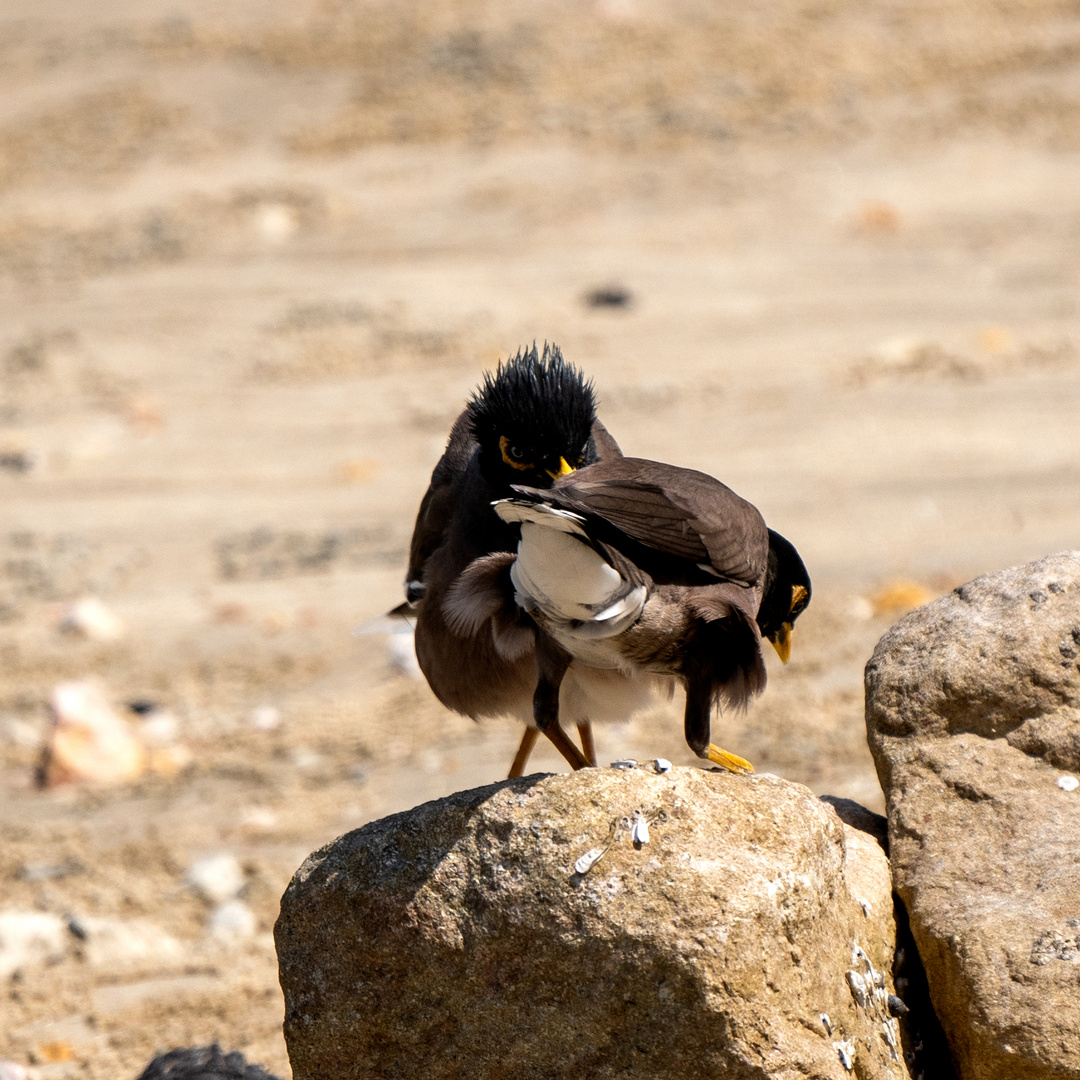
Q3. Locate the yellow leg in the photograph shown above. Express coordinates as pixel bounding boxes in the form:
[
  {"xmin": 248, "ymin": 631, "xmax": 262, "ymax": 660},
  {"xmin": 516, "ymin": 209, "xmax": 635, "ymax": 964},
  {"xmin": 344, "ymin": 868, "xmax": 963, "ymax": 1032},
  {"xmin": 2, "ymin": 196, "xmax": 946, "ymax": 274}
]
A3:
[
  {"xmin": 508, "ymin": 726, "xmax": 540, "ymax": 779},
  {"xmin": 706, "ymin": 743, "xmax": 755, "ymax": 774},
  {"xmin": 576, "ymin": 721, "xmax": 597, "ymax": 767}
]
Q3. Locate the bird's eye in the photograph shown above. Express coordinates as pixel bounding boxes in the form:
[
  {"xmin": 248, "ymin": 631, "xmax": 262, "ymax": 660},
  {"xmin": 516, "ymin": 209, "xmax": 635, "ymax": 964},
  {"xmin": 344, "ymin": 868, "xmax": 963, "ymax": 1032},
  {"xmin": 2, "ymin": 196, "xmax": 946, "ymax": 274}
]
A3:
[{"xmin": 498, "ymin": 435, "xmax": 533, "ymax": 470}]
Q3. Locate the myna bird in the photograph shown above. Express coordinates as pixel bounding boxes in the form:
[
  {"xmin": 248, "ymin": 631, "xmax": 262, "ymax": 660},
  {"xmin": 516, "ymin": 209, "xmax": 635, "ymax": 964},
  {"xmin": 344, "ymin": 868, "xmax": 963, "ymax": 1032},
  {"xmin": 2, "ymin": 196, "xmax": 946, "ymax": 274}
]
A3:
[
  {"xmin": 494, "ymin": 456, "xmax": 811, "ymax": 772},
  {"xmin": 499, "ymin": 522, "xmax": 812, "ymax": 777},
  {"xmin": 402, "ymin": 343, "xmax": 638, "ymax": 774}
]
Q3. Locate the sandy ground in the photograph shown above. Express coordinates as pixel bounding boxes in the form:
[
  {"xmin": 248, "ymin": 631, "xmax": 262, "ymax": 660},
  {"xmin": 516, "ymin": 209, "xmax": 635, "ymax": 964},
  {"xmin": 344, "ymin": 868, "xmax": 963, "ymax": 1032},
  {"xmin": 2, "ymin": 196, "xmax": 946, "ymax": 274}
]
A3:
[{"xmin": 2, "ymin": 0, "xmax": 1079, "ymax": 1075}]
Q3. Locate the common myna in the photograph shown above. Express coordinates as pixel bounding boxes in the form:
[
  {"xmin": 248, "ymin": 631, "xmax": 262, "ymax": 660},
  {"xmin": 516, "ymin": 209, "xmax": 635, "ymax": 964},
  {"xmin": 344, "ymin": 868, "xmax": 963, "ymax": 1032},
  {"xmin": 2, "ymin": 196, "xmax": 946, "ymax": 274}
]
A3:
[
  {"xmin": 402, "ymin": 343, "xmax": 637, "ymax": 774},
  {"xmin": 494, "ymin": 457, "xmax": 811, "ymax": 772},
  {"xmin": 499, "ymin": 522, "xmax": 812, "ymax": 776}
]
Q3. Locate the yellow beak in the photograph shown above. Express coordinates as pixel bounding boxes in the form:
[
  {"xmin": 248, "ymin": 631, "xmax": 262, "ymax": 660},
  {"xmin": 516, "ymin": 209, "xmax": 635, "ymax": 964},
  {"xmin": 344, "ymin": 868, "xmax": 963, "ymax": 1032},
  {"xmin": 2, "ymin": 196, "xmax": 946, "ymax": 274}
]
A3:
[
  {"xmin": 768, "ymin": 622, "xmax": 793, "ymax": 663},
  {"xmin": 546, "ymin": 457, "xmax": 575, "ymax": 480}
]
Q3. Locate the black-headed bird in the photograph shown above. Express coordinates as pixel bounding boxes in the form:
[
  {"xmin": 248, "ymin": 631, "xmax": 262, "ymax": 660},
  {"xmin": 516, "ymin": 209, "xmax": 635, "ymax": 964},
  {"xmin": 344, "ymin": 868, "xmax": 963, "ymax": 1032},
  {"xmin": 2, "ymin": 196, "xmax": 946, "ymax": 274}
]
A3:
[{"xmin": 401, "ymin": 343, "xmax": 632, "ymax": 774}]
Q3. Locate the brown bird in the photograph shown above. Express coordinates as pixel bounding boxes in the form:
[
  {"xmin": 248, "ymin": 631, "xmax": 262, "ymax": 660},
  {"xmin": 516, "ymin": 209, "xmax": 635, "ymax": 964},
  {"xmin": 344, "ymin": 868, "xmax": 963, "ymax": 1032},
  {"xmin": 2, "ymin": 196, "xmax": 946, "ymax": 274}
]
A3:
[
  {"xmin": 494, "ymin": 457, "xmax": 811, "ymax": 771},
  {"xmin": 402, "ymin": 343, "xmax": 636, "ymax": 774}
]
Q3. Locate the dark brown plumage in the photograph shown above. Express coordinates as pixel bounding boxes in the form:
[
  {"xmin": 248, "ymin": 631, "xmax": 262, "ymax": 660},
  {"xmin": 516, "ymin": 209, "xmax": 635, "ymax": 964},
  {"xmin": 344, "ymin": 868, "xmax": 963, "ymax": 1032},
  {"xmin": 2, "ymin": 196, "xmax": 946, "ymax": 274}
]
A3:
[
  {"xmin": 496, "ymin": 456, "xmax": 784, "ymax": 770},
  {"xmin": 403, "ymin": 343, "xmax": 628, "ymax": 773}
]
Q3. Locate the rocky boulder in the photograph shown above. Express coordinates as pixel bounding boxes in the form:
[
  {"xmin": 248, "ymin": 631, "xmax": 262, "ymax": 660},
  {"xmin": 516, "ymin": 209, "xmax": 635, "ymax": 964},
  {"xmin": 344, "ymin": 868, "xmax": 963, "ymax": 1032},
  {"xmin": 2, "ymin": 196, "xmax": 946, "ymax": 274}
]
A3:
[
  {"xmin": 865, "ymin": 550, "xmax": 1080, "ymax": 1080},
  {"xmin": 276, "ymin": 765, "xmax": 912, "ymax": 1080}
]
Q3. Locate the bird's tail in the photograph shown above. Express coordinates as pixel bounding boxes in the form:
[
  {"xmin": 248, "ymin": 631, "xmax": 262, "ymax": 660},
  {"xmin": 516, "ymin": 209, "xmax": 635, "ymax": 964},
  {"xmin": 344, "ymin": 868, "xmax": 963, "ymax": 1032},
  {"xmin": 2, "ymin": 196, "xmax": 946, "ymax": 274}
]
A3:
[{"xmin": 686, "ymin": 600, "xmax": 767, "ymax": 712}]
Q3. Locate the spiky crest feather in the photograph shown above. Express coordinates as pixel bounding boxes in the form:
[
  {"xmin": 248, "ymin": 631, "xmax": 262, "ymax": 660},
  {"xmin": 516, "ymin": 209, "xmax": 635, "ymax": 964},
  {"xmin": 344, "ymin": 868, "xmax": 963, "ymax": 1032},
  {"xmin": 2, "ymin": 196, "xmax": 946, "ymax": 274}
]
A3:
[{"xmin": 467, "ymin": 343, "xmax": 596, "ymax": 468}]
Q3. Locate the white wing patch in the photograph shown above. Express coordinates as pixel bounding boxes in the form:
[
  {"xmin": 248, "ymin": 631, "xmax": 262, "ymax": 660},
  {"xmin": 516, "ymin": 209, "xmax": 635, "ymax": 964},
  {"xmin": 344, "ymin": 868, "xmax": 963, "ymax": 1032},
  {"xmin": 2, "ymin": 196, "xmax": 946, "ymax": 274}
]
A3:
[
  {"xmin": 513, "ymin": 522, "xmax": 622, "ymax": 619},
  {"xmin": 495, "ymin": 499, "xmax": 647, "ymax": 658}
]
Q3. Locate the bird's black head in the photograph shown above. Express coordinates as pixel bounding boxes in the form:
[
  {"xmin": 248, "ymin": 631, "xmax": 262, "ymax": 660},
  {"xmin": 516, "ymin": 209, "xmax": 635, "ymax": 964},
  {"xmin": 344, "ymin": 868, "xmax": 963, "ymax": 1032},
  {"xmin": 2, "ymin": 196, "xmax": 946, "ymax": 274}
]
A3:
[
  {"xmin": 757, "ymin": 529, "xmax": 812, "ymax": 663},
  {"xmin": 468, "ymin": 343, "xmax": 598, "ymax": 492}
]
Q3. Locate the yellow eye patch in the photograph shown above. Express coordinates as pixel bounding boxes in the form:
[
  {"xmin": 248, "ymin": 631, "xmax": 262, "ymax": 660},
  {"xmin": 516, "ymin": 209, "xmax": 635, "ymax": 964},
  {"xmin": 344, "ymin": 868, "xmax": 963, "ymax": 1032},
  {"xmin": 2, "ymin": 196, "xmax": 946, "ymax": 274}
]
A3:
[
  {"xmin": 790, "ymin": 584, "xmax": 809, "ymax": 613},
  {"xmin": 499, "ymin": 435, "xmax": 534, "ymax": 471}
]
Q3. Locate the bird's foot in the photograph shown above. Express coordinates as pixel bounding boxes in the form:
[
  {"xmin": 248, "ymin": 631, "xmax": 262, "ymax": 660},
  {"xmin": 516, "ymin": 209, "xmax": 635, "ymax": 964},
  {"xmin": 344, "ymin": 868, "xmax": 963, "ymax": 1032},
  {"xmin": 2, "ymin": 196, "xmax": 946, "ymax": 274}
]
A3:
[{"xmin": 705, "ymin": 744, "xmax": 755, "ymax": 774}]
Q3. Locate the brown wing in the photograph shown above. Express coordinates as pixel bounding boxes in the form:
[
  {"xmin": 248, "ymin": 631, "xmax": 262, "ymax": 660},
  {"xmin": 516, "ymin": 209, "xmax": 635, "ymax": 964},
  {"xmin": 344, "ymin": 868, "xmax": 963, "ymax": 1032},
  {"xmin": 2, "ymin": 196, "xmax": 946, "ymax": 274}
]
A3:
[
  {"xmin": 405, "ymin": 409, "xmax": 475, "ymax": 587},
  {"xmin": 588, "ymin": 418, "xmax": 623, "ymax": 460},
  {"xmin": 530, "ymin": 457, "xmax": 768, "ymax": 587}
]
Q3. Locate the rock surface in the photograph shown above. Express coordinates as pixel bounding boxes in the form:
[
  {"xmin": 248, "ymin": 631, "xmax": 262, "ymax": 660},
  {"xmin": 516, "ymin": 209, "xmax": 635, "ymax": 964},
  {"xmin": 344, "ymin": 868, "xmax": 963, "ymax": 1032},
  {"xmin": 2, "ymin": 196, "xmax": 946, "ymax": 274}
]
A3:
[
  {"xmin": 866, "ymin": 550, "xmax": 1080, "ymax": 1080},
  {"xmin": 277, "ymin": 766, "xmax": 911, "ymax": 1080}
]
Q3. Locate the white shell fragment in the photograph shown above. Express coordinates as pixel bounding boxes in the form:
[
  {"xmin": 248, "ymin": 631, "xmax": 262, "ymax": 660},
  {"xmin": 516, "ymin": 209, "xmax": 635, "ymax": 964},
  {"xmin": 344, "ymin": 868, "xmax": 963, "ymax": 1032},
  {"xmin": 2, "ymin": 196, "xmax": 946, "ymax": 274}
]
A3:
[
  {"xmin": 856, "ymin": 896, "xmax": 872, "ymax": 916},
  {"xmin": 1058, "ymin": 775, "xmax": 1079, "ymax": 792},
  {"xmin": 574, "ymin": 847, "xmax": 606, "ymax": 875},
  {"xmin": 610, "ymin": 759, "xmax": 637, "ymax": 769},
  {"xmin": 846, "ymin": 969, "xmax": 869, "ymax": 1008},
  {"xmin": 653, "ymin": 758, "xmax": 672, "ymax": 773},
  {"xmin": 819, "ymin": 1013, "xmax": 832, "ymax": 1035},
  {"xmin": 631, "ymin": 812, "xmax": 650, "ymax": 846},
  {"xmin": 834, "ymin": 1039, "xmax": 855, "ymax": 1071}
]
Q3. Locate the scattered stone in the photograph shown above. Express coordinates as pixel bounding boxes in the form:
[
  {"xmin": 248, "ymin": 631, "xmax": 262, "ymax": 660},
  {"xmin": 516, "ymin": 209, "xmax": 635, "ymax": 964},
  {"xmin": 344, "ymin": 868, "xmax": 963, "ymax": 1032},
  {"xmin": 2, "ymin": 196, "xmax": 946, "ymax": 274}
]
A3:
[
  {"xmin": 238, "ymin": 807, "xmax": 278, "ymax": 831},
  {"xmin": 0, "ymin": 1061, "xmax": 28, "ymax": 1080},
  {"xmin": 133, "ymin": 1044, "xmax": 281, "ymax": 1080},
  {"xmin": 58, "ymin": 596, "xmax": 125, "ymax": 641},
  {"xmin": 653, "ymin": 757, "xmax": 672, "ymax": 773},
  {"xmin": 1057, "ymin": 774, "xmax": 1078, "ymax": 792},
  {"xmin": 208, "ymin": 901, "xmax": 257, "ymax": 942},
  {"xmin": 185, "ymin": 853, "xmax": 245, "ymax": 904},
  {"xmin": 0, "ymin": 446, "xmax": 35, "ymax": 473},
  {"xmin": 0, "ymin": 911, "xmax": 68, "ymax": 979},
  {"xmin": 250, "ymin": 705, "xmax": 279, "ymax": 731},
  {"xmin": 78, "ymin": 916, "xmax": 183, "ymax": 970},
  {"xmin": 866, "ymin": 550, "xmax": 1080, "ymax": 1080},
  {"xmin": 40, "ymin": 681, "xmax": 145, "ymax": 787},
  {"xmin": 583, "ymin": 284, "xmax": 633, "ymax": 309},
  {"xmin": 277, "ymin": 767, "xmax": 911, "ymax": 1080}
]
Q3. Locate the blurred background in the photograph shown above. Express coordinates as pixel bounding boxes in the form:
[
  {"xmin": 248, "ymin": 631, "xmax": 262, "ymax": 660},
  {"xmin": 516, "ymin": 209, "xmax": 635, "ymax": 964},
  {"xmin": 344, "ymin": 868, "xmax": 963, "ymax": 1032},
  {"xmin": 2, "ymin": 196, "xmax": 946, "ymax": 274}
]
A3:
[{"xmin": 2, "ymin": 0, "xmax": 1079, "ymax": 1074}]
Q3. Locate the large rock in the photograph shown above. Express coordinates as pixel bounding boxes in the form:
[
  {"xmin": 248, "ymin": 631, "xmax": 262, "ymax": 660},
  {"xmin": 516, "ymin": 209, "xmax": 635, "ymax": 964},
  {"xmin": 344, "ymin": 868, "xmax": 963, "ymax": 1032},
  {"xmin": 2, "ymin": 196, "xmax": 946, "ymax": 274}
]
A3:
[
  {"xmin": 865, "ymin": 550, "xmax": 1080, "ymax": 1080},
  {"xmin": 276, "ymin": 766, "xmax": 912, "ymax": 1080}
]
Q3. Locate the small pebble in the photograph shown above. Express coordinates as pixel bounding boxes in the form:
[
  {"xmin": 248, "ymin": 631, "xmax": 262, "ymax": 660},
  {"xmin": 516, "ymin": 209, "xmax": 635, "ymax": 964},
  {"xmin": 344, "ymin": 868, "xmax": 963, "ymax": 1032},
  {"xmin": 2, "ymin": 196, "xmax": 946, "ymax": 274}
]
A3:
[
  {"xmin": 653, "ymin": 758, "xmax": 672, "ymax": 773},
  {"xmin": 251, "ymin": 705, "xmax": 280, "ymax": 731},
  {"xmin": 186, "ymin": 852, "xmax": 245, "ymax": 904},
  {"xmin": 59, "ymin": 597, "xmax": 126, "ymax": 642},
  {"xmin": 209, "ymin": 900, "xmax": 257, "ymax": 941},
  {"xmin": 610, "ymin": 759, "xmax": 637, "ymax": 769},
  {"xmin": 1058, "ymin": 775, "xmax": 1079, "ymax": 792}
]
